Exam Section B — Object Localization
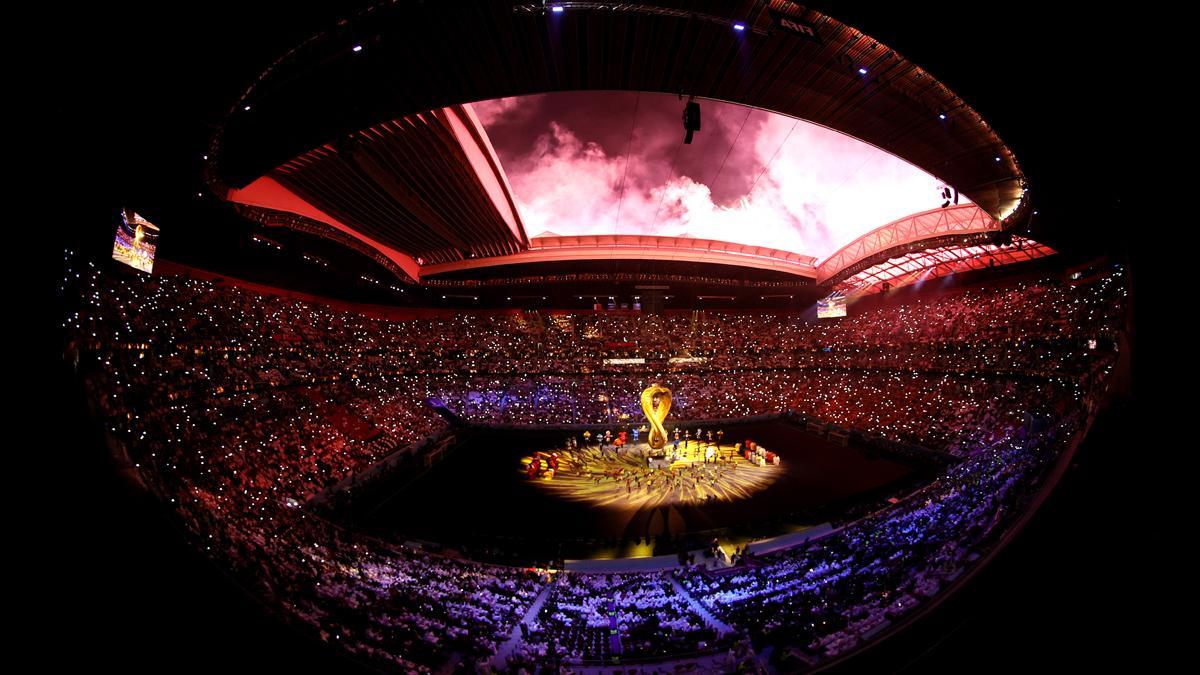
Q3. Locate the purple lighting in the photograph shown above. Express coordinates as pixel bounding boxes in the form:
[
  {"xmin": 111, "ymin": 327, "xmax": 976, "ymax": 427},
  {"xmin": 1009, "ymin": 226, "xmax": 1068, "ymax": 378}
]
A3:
[
  {"xmin": 858, "ymin": 67, "xmax": 868, "ymax": 75},
  {"xmin": 551, "ymin": 5, "xmax": 564, "ymax": 12},
  {"xmin": 733, "ymin": 23, "xmax": 746, "ymax": 31},
  {"xmin": 352, "ymin": 44, "xmax": 363, "ymax": 52}
]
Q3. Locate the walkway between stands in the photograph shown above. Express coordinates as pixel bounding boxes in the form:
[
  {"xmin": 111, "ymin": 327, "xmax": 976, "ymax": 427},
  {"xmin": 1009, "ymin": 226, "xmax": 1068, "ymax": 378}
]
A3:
[
  {"xmin": 492, "ymin": 584, "xmax": 552, "ymax": 670},
  {"xmin": 669, "ymin": 576, "xmax": 734, "ymax": 635}
]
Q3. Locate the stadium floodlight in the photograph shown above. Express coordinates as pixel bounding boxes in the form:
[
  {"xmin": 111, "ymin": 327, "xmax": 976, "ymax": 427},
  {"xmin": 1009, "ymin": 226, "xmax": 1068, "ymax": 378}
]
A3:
[
  {"xmin": 733, "ymin": 23, "xmax": 746, "ymax": 31},
  {"xmin": 858, "ymin": 67, "xmax": 868, "ymax": 75},
  {"xmin": 551, "ymin": 5, "xmax": 564, "ymax": 12}
]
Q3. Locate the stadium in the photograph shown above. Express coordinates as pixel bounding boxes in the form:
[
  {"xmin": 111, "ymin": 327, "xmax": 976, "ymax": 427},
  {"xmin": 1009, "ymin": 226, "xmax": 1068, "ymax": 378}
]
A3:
[{"xmin": 54, "ymin": 2, "xmax": 1142, "ymax": 673}]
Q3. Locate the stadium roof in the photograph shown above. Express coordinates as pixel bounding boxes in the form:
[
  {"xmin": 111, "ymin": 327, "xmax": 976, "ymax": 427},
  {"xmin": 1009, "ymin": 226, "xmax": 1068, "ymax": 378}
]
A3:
[
  {"xmin": 836, "ymin": 236, "xmax": 1056, "ymax": 295},
  {"xmin": 210, "ymin": 0, "xmax": 1033, "ymax": 285}
]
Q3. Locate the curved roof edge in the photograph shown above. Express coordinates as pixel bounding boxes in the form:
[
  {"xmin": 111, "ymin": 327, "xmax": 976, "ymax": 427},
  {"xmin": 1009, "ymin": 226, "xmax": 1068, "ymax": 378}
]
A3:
[
  {"xmin": 422, "ymin": 234, "xmax": 818, "ymax": 279},
  {"xmin": 816, "ymin": 204, "xmax": 998, "ymax": 284}
]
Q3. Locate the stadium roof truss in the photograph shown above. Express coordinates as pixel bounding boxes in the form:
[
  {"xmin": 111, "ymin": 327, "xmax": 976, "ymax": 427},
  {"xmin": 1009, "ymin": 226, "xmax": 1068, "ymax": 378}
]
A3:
[
  {"xmin": 225, "ymin": 105, "xmax": 528, "ymax": 280},
  {"xmin": 816, "ymin": 204, "xmax": 1000, "ymax": 285},
  {"xmin": 836, "ymin": 236, "xmax": 1056, "ymax": 295},
  {"xmin": 423, "ymin": 234, "xmax": 818, "ymax": 278}
]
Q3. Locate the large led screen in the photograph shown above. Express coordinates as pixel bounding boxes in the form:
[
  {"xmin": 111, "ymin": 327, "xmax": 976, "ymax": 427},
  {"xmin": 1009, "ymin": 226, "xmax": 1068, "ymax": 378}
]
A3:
[
  {"xmin": 112, "ymin": 209, "xmax": 159, "ymax": 273},
  {"xmin": 817, "ymin": 295, "xmax": 848, "ymax": 319}
]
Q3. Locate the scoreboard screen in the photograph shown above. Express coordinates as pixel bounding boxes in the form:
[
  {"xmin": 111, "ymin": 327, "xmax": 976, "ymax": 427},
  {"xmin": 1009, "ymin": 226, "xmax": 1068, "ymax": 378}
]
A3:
[
  {"xmin": 817, "ymin": 295, "xmax": 847, "ymax": 319},
  {"xmin": 112, "ymin": 210, "xmax": 159, "ymax": 273}
]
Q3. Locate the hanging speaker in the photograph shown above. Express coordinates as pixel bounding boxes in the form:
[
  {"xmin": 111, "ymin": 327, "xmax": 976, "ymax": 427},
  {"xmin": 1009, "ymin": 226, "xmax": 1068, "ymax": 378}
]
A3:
[{"xmin": 682, "ymin": 101, "xmax": 701, "ymax": 143}]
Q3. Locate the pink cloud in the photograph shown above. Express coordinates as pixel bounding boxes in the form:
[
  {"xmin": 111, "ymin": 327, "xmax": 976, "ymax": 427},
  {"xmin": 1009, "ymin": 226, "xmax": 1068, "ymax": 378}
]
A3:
[
  {"xmin": 471, "ymin": 95, "xmax": 535, "ymax": 127},
  {"xmin": 472, "ymin": 92, "xmax": 964, "ymax": 261}
]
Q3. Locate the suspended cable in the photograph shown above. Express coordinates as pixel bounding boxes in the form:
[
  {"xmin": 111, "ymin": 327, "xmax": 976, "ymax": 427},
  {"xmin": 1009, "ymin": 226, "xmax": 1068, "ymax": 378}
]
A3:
[
  {"xmin": 819, "ymin": 151, "xmax": 878, "ymax": 204},
  {"xmin": 613, "ymin": 91, "xmax": 642, "ymax": 235},
  {"xmin": 706, "ymin": 105, "xmax": 754, "ymax": 196},
  {"xmin": 648, "ymin": 137, "xmax": 686, "ymax": 233},
  {"xmin": 747, "ymin": 118, "xmax": 799, "ymax": 197}
]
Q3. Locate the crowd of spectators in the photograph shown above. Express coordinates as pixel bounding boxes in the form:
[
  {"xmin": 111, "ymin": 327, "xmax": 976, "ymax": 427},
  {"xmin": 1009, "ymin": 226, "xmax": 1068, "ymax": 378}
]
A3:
[
  {"xmin": 679, "ymin": 414, "xmax": 1085, "ymax": 660},
  {"xmin": 60, "ymin": 252, "xmax": 1127, "ymax": 672},
  {"xmin": 428, "ymin": 370, "xmax": 1071, "ymax": 458},
  {"xmin": 512, "ymin": 572, "xmax": 728, "ymax": 668},
  {"xmin": 66, "ymin": 264, "xmax": 1124, "ymax": 389}
]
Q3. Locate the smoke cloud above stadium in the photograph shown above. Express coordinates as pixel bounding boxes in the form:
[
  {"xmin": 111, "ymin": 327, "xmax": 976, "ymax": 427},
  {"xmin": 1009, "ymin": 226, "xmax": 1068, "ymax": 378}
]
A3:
[{"xmin": 472, "ymin": 91, "xmax": 966, "ymax": 261}]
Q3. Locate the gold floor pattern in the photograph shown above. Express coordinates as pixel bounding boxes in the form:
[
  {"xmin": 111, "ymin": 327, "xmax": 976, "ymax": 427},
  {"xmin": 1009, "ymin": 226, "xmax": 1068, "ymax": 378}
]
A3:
[{"xmin": 522, "ymin": 441, "xmax": 782, "ymax": 509}]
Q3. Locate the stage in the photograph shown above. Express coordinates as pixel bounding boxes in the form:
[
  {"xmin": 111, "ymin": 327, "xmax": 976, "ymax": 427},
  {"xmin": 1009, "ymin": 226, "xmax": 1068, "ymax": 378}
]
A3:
[
  {"xmin": 350, "ymin": 419, "xmax": 933, "ymax": 563},
  {"xmin": 522, "ymin": 439, "xmax": 784, "ymax": 509}
]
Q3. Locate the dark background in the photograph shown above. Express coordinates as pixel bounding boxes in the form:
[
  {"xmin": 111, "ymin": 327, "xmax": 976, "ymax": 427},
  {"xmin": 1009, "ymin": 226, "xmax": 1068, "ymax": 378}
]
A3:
[{"xmin": 42, "ymin": 2, "xmax": 1156, "ymax": 672}]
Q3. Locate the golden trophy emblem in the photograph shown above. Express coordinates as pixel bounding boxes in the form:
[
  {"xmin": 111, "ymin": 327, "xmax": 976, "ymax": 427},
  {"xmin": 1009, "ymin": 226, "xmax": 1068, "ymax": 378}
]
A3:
[{"xmin": 640, "ymin": 384, "xmax": 672, "ymax": 450}]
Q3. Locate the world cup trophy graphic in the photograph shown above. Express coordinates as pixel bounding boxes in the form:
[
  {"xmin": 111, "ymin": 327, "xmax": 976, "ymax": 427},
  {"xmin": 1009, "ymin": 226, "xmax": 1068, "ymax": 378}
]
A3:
[{"xmin": 640, "ymin": 384, "xmax": 672, "ymax": 450}]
